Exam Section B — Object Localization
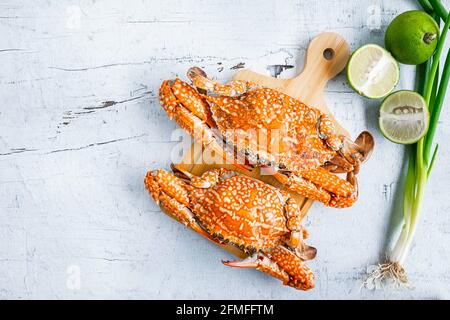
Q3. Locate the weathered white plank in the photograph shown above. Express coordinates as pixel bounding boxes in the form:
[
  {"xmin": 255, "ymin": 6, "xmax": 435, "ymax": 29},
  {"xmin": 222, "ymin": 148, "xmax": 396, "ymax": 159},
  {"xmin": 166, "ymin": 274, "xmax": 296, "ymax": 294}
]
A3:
[{"xmin": 1, "ymin": 0, "xmax": 450, "ymax": 299}]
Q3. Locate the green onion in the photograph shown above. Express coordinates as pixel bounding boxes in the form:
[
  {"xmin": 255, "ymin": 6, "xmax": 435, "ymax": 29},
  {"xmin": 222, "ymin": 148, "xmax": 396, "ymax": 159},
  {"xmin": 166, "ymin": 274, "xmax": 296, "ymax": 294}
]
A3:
[
  {"xmin": 425, "ymin": 49, "xmax": 450, "ymax": 158},
  {"xmin": 421, "ymin": 1, "xmax": 449, "ymax": 26},
  {"xmin": 365, "ymin": 3, "xmax": 450, "ymax": 287},
  {"xmin": 429, "ymin": 0, "xmax": 449, "ymax": 22},
  {"xmin": 418, "ymin": 0, "xmax": 433, "ymax": 13}
]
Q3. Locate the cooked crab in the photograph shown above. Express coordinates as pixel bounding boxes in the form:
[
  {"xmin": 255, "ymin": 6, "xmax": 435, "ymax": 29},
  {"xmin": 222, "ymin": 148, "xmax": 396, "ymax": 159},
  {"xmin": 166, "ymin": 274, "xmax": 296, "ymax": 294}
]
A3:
[
  {"xmin": 145, "ymin": 166, "xmax": 317, "ymax": 290},
  {"xmin": 159, "ymin": 67, "xmax": 374, "ymax": 208}
]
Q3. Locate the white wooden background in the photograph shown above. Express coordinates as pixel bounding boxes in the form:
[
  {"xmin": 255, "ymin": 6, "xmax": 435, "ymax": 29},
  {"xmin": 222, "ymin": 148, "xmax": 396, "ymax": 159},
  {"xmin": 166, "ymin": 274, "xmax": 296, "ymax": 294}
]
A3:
[{"xmin": 1, "ymin": 0, "xmax": 450, "ymax": 299}]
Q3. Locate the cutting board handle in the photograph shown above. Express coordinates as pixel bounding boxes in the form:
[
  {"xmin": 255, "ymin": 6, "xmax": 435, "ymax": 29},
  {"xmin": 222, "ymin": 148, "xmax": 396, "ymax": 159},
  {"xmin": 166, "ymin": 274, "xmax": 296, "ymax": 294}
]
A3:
[{"xmin": 286, "ymin": 32, "xmax": 350, "ymax": 94}]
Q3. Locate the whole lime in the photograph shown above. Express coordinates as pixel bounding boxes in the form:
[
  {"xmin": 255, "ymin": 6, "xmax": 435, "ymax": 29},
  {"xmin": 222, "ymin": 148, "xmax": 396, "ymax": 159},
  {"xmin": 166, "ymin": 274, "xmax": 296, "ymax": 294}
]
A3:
[{"xmin": 385, "ymin": 10, "xmax": 439, "ymax": 65}]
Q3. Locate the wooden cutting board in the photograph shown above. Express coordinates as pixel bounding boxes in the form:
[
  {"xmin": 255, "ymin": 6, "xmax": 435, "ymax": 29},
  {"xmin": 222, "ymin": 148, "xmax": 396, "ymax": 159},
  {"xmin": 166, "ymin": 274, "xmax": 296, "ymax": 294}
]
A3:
[{"xmin": 163, "ymin": 32, "xmax": 351, "ymax": 258}]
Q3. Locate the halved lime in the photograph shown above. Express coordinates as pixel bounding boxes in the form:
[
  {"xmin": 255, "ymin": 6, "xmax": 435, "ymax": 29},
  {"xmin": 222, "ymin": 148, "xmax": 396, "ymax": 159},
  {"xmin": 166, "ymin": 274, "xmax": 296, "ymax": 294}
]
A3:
[
  {"xmin": 347, "ymin": 44, "xmax": 399, "ymax": 99},
  {"xmin": 379, "ymin": 90, "xmax": 429, "ymax": 144}
]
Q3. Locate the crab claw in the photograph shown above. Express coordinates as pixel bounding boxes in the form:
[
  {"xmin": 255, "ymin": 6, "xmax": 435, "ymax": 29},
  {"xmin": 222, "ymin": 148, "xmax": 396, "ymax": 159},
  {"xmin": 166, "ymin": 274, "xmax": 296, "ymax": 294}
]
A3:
[
  {"xmin": 296, "ymin": 243, "xmax": 317, "ymax": 261},
  {"xmin": 324, "ymin": 131, "xmax": 375, "ymax": 175},
  {"xmin": 340, "ymin": 131, "xmax": 375, "ymax": 166},
  {"xmin": 328, "ymin": 171, "xmax": 358, "ymax": 208},
  {"xmin": 223, "ymin": 246, "xmax": 315, "ymax": 290},
  {"xmin": 187, "ymin": 66, "xmax": 258, "ymax": 97},
  {"xmin": 159, "ymin": 80, "xmax": 178, "ymax": 119},
  {"xmin": 222, "ymin": 253, "xmax": 295, "ymax": 287},
  {"xmin": 322, "ymin": 155, "xmax": 354, "ymax": 173},
  {"xmin": 222, "ymin": 256, "xmax": 260, "ymax": 268},
  {"xmin": 144, "ymin": 169, "xmax": 215, "ymax": 241},
  {"xmin": 354, "ymin": 131, "xmax": 375, "ymax": 164}
]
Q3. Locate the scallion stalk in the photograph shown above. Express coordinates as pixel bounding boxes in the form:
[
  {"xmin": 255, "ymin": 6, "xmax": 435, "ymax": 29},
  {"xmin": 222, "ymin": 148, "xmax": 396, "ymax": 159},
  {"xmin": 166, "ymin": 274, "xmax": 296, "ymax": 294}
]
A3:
[
  {"xmin": 418, "ymin": 0, "xmax": 434, "ymax": 13},
  {"xmin": 365, "ymin": 5, "xmax": 450, "ymax": 287},
  {"xmin": 429, "ymin": 0, "xmax": 449, "ymax": 22},
  {"xmin": 425, "ymin": 49, "xmax": 450, "ymax": 158}
]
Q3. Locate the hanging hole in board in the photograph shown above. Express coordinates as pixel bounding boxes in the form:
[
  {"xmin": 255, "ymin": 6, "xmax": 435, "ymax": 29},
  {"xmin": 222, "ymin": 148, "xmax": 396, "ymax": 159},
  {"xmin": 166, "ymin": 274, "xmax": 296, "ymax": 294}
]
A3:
[{"xmin": 323, "ymin": 48, "xmax": 334, "ymax": 60}]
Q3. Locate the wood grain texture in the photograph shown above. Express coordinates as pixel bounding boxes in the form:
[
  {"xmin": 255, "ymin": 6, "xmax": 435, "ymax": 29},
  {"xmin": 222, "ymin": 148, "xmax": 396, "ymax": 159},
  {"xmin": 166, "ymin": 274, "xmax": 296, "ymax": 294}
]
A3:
[{"xmin": 1, "ymin": 0, "xmax": 450, "ymax": 299}]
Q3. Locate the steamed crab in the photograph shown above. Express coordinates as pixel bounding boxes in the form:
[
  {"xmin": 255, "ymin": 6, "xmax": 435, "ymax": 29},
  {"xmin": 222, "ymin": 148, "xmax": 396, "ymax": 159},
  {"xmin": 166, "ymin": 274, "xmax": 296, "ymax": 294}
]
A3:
[
  {"xmin": 145, "ymin": 166, "xmax": 316, "ymax": 290},
  {"xmin": 159, "ymin": 67, "xmax": 374, "ymax": 208}
]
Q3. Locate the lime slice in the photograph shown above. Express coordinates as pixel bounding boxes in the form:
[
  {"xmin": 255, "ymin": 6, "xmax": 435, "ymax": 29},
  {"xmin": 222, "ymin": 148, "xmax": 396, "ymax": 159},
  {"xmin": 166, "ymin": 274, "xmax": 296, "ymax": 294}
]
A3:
[
  {"xmin": 379, "ymin": 90, "xmax": 429, "ymax": 144},
  {"xmin": 347, "ymin": 44, "xmax": 399, "ymax": 99}
]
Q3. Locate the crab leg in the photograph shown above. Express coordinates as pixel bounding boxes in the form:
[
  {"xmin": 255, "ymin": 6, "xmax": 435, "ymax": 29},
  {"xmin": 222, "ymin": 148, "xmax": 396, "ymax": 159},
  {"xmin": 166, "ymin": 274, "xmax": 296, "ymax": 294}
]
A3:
[
  {"xmin": 223, "ymin": 246, "xmax": 315, "ymax": 290},
  {"xmin": 223, "ymin": 253, "xmax": 291, "ymax": 285},
  {"xmin": 284, "ymin": 198, "xmax": 317, "ymax": 260},
  {"xmin": 322, "ymin": 154, "xmax": 355, "ymax": 173},
  {"xmin": 328, "ymin": 171, "xmax": 358, "ymax": 208},
  {"xmin": 301, "ymin": 167, "xmax": 355, "ymax": 198},
  {"xmin": 266, "ymin": 246, "xmax": 315, "ymax": 290},
  {"xmin": 273, "ymin": 168, "xmax": 357, "ymax": 208},
  {"xmin": 272, "ymin": 171, "xmax": 331, "ymax": 204}
]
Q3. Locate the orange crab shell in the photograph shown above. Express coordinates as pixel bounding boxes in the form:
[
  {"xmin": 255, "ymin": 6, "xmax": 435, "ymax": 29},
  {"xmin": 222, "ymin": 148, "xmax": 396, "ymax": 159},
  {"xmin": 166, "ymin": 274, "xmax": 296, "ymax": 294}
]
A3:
[
  {"xmin": 204, "ymin": 87, "xmax": 337, "ymax": 171},
  {"xmin": 190, "ymin": 174, "xmax": 290, "ymax": 252}
]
